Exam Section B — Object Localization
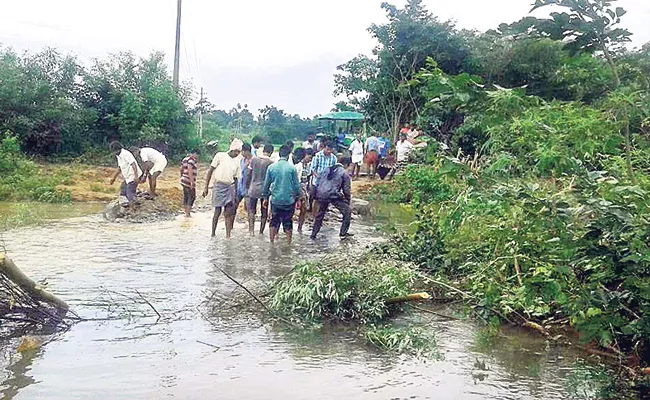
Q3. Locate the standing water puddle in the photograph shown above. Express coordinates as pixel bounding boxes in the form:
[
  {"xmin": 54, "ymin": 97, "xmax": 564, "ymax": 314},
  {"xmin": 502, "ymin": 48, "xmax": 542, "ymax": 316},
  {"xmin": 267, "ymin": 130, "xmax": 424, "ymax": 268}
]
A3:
[{"xmin": 0, "ymin": 209, "xmax": 599, "ymax": 399}]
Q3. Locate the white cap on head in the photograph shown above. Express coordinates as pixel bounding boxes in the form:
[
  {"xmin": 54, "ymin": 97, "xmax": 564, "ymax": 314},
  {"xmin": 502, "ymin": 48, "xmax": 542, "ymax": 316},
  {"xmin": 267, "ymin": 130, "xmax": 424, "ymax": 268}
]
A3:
[{"xmin": 229, "ymin": 138, "xmax": 243, "ymax": 152}]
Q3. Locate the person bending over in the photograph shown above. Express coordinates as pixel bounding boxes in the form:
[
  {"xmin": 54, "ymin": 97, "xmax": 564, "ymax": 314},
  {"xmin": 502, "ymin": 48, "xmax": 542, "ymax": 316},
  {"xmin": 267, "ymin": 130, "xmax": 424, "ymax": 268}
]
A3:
[
  {"xmin": 310, "ymin": 155, "xmax": 353, "ymax": 240},
  {"xmin": 109, "ymin": 141, "xmax": 143, "ymax": 212},
  {"xmin": 131, "ymin": 146, "xmax": 167, "ymax": 197}
]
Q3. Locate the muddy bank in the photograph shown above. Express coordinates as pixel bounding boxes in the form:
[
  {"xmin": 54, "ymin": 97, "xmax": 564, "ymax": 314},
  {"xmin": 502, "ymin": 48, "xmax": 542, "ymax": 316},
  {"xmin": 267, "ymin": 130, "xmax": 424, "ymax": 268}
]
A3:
[{"xmin": 102, "ymin": 194, "xmax": 179, "ymax": 223}]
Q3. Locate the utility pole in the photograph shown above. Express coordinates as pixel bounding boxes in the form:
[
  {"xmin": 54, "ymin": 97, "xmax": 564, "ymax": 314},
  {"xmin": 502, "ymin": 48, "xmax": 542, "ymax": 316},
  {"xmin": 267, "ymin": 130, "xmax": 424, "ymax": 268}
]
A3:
[
  {"xmin": 172, "ymin": 0, "xmax": 182, "ymax": 90},
  {"xmin": 198, "ymin": 87, "xmax": 204, "ymax": 138}
]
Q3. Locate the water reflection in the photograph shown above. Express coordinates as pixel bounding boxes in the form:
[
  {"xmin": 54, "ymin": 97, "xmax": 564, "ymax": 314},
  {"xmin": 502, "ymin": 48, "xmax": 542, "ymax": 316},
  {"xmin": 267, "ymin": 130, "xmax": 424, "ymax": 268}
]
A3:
[{"xmin": 0, "ymin": 210, "xmax": 605, "ymax": 399}]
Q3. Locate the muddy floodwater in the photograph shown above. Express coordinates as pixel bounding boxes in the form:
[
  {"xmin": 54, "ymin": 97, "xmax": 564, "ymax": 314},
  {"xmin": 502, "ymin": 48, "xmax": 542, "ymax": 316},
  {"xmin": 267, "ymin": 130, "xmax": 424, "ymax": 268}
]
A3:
[{"xmin": 0, "ymin": 206, "xmax": 604, "ymax": 399}]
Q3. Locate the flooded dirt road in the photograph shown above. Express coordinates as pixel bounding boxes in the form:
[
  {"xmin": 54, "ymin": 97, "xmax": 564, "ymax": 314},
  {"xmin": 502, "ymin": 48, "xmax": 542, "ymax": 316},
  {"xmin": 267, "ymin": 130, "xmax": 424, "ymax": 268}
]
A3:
[{"xmin": 0, "ymin": 208, "xmax": 599, "ymax": 399}]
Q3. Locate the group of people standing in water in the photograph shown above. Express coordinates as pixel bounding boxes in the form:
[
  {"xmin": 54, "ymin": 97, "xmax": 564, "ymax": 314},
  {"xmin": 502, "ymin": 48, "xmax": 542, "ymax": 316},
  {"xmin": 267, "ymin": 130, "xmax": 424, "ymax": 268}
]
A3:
[
  {"xmin": 108, "ymin": 127, "xmax": 419, "ymax": 245},
  {"xmin": 197, "ymin": 136, "xmax": 353, "ymax": 244},
  {"xmin": 107, "ymin": 136, "xmax": 353, "ymax": 245}
]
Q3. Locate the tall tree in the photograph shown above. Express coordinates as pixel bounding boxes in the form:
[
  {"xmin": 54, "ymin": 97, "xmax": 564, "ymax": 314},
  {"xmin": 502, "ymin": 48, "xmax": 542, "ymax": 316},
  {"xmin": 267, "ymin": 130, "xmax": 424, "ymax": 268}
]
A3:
[{"xmin": 335, "ymin": 0, "xmax": 471, "ymax": 139}]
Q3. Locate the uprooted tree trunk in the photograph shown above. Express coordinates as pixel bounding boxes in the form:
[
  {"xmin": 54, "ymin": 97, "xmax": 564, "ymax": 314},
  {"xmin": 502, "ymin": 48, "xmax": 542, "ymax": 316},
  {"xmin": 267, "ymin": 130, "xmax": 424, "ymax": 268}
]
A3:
[{"xmin": 0, "ymin": 254, "xmax": 69, "ymax": 328}]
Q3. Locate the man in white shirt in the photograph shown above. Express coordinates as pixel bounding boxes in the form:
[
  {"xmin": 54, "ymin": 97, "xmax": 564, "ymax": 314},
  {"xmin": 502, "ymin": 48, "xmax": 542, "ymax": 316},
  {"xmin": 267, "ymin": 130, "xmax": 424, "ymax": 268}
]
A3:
[
  {"xmin": 203, "ymin": 139, "xmax": 243, "ymax": 238},
  {"xmin": 302, "ymin": 134, "xmax": 318, "ymax": 152},
  {"xmin": 131, "ymin": 146, "xmax": 168, "ymax": 198},
  {"xmin": 109, "ymin": 141, "xmax": 143, "ymax": 212},
  {"xmin": 390, "ymin": 133, "xmax": 415, "ymax": 180},
  {"xmin": 348, "ymin": 134, "xmax": 364, "ymax": 179}
]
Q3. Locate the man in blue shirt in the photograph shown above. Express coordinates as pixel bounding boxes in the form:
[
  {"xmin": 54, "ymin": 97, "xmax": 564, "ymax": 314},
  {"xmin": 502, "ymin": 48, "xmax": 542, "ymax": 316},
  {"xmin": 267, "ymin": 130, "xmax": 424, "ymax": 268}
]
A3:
[
  {"xmin": 365, "ymin": 134, "xmax": 380, "ymax": 179},
  {"xmin": 262, "ymin": 144, "xmax": 301, "ymax": 244},
  {"xmin": 336, "ymin": 128, "xmax": 346, "ymax": 152},
  {"xmin": 379, "ymin": 134, "xmax": 391, "ymax": 159}
]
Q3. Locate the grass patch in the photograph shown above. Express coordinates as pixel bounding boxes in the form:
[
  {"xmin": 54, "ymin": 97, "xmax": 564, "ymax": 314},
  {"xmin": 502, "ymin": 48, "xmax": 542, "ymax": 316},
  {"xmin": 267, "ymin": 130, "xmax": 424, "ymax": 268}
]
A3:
[
  {"xmin": 365, "ymin": 324, "xmax": 440, "ymax": 359},
  {"xmin": 270, "ymin": 253, "xmax": 443, "ymax": 358},
  {"xmin": 0, "ymin": 136, "xmax": 71, "ymax": 203}
]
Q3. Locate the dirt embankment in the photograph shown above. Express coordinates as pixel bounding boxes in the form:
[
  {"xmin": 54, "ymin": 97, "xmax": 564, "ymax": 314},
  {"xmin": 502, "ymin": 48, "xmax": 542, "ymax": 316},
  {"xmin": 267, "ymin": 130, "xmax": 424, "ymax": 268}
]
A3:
[
  {"xmin": 46, "ymin": 164, "xmax": 185, "ymax": 208},
  {"xmin": 45, "ymin": 163, "xmax": 388, "ymax": 222},
  {"xmin": 49, "ymin": 163, "xmax": 385, "ymax": 204}
]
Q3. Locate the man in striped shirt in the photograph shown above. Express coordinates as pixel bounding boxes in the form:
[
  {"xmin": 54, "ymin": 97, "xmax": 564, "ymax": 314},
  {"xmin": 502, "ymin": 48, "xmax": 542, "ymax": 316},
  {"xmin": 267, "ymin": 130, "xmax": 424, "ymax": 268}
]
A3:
[
  {"xmin": 311, "ymin": 141, "xmax": 338, "ymax": 183},
  {"xmin": 180, "ymin": 148, "xmax": 200, "ymax": 217},
  {"xmin": 309, "ymin": 141, "xmax": 337, "ymax": 215}
]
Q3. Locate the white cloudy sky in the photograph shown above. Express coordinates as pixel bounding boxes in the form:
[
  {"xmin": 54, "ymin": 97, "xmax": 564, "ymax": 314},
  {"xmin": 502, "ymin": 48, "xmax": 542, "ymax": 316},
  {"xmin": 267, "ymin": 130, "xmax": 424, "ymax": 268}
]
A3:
[{"xmin": 1, "ymin": 0, "xmax": 648, "ymax": 117}]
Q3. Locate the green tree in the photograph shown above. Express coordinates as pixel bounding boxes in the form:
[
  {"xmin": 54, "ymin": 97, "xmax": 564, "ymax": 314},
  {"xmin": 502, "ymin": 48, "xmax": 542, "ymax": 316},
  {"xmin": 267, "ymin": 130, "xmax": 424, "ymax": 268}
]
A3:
[
  {"xmin": 0, "ymin": 46, "xmax": 96, "ymax": 155},
  {"xmin": 506, "ymin": 0, "xmax": 632, "ymax": 86},
  {"xmin": 335, "ymin": 0, "xmax": 471, "ymax": 138}
]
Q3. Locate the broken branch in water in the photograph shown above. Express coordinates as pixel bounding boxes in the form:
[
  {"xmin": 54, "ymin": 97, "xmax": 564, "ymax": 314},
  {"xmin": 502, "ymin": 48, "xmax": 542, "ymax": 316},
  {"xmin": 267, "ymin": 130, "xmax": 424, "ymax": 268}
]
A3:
[
  {"xmin": 214, "ymin": 264, "xmax": 297, "ymax": 327},
  {"xmin": 1, "ymin": 254, "xmax": 73, "ymax": 334},
  {"xmin": 0, "ymin": 254, "xmax": 69, "ymax": 311},
  {"xmin": 196, "ymin": 340, "xmax": 220, "ymax": 350},
  {"xmin": 135, "ymin": 289, "xmax": 161, "ymax": 321}
]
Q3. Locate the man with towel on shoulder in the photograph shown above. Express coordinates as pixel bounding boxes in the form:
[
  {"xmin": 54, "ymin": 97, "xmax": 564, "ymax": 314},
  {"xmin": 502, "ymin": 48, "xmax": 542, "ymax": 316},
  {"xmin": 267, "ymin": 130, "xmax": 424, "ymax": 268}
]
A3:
[{"xmin": 203, "ymin": 139, "xmax": 243, "ymax": 239}]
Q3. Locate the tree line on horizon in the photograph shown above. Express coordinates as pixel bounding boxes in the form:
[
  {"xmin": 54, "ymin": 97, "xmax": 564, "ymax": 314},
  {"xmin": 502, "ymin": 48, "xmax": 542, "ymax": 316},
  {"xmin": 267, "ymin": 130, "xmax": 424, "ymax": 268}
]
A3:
[{"xmin": 0, "ymin": 46, "xmax": 326, "ymax": 160}]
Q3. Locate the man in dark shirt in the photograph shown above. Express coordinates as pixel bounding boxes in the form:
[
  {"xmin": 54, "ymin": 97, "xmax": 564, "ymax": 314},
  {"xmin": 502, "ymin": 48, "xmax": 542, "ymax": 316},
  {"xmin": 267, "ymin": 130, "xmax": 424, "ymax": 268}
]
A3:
[{"xmin": 311, "ymin": 155, "xmax": 353, "ymax": 240}]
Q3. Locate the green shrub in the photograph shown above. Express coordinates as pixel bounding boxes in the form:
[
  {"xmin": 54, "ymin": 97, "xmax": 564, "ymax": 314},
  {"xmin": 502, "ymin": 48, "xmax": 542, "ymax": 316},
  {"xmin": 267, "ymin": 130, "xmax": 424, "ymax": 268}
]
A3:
[
  {"xmin": 270, "ymin": 254, "xmax": 418, "ymax": 323},
  {"xmin": 393, "ymin": 174, "xmax": 650, "ymax": 354},
  {"xmin": 487, "ymin": 102, "xmax": 622, "ymax": 176},
  {"xmin": 0, "ymin": 133, "xmax": 71, "ymax": 203}
]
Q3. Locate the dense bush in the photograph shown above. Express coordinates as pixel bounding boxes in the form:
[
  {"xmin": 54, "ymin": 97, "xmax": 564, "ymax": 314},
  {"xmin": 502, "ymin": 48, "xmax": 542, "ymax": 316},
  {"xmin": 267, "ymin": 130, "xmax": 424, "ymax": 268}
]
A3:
[
  {"xmin": 0, "ymin": 47, "xmax": 195, "ymax": 159},
  {"xmin": 486, "ymin": 101, "xmax": 622, "ymax": 176},
  {"xmin": 0, "ymin": 134, "xmax": 71, "ymax": 202},
  {"xmin": 385, "ymin": 149, "xmax": 650, "ymax": 359}
]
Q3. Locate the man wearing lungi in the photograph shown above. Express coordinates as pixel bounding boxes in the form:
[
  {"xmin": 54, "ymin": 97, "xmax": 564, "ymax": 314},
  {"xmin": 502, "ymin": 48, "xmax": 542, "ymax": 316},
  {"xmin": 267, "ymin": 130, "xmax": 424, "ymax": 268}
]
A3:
[{"xmin": 203, "ymin": 139, "xmax": 243, "ymax": 238}]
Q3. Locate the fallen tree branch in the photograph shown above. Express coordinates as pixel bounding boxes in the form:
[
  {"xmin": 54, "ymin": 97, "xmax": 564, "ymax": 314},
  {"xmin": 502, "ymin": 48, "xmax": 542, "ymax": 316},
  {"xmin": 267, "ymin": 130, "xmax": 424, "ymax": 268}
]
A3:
[
  {"xmin": 418, "ymin": 275, "xmax": 474, "ymax": 299},
  {"xmin": 135, "ymin": 289, "xmax": 161, "ymax": 321},
  {"xmin": 0, "ymin": 254, "xmax": 69, "ymax": 311},
  {"xmin": 196, "ymin": 340, "xmax": 220, "ymax": 350},
  {"xmin": 522, "ymin": 321, "xmax": 550, "ymax": 337},
  {"xmin": 513, "ymin": 255, "xmax": 523, "ymax": 287},
  {"xmin": 215, "ymin": 264, "xmax": 296, "ymax": 327},
  {"xmin": 385, "ymin": 292, "xmax": 431, "ymax": 305}
]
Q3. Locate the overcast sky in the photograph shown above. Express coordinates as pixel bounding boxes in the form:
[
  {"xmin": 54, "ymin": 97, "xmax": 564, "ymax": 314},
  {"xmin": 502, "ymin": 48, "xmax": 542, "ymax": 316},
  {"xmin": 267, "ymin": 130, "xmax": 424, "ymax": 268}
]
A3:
[{"xmin": 1, "ymin": 0, "xmax": 648, "ymax": 117}]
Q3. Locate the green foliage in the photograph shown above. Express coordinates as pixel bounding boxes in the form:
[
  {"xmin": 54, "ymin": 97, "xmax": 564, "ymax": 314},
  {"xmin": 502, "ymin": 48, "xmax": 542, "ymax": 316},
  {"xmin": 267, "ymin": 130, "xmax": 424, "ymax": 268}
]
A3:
[
  {"xmin": 374, "ymin": 163, "xmax": 462, "ymax": 206},
  {"xmin": 565, "ymin": 361, "xmax": 636, "ymax": 400},
  {"xmin": 270, "ymin": 254, "xmax": 418, "ymax": 323},
  {"xmin": 508, "ymin": 0, "xmax": 631, "ymax": 55},
  {"xmin": 0, "ymin": 133, "xmax": 71, "ymax": 203},
  {"xmin": 487, "ymin": 100, "xmax": 621, "ymax": 175},
  {"xmin": 365, "ymin": 324, "xmax": 439, "ymax": 358},
  {"xmin": 257, "ymin": 105, "xmax": 319, "ymax": 144},
  {"xmin": 334, "ymin": 0, "xmax": 472, "ymax": 136},
  {"xmin": 390, "ymin": 163, "xmax": 650, "ymax": 353}
]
